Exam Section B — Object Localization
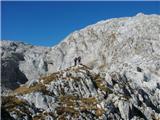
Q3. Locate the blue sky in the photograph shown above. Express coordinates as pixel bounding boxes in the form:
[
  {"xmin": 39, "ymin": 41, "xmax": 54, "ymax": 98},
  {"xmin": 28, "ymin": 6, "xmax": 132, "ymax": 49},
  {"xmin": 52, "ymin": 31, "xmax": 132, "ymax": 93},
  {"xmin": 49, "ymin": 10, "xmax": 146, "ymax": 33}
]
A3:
[{"xmin": 1, "ymin": 1, "xmax": 160, "ymax": 46}]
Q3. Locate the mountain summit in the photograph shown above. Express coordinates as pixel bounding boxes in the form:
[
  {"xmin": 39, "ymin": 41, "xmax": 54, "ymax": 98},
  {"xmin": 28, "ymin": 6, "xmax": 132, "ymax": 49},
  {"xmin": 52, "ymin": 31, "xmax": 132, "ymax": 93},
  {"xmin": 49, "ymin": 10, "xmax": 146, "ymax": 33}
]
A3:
[{"xmin": 1, "ymin": 13, "xmax": 160, "ymax": 120}]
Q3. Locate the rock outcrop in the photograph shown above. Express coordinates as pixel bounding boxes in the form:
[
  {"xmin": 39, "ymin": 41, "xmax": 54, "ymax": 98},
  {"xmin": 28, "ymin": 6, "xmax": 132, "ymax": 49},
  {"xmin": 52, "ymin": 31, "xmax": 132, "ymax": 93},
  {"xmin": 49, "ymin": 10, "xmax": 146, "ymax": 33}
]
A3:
[
  {"xmin": 1, "ymin": 41, "xmax": 50, "ymax": 94},
  {"xmin": 2, "ymin": 64, "xmax": 160, "ymax": 120}
]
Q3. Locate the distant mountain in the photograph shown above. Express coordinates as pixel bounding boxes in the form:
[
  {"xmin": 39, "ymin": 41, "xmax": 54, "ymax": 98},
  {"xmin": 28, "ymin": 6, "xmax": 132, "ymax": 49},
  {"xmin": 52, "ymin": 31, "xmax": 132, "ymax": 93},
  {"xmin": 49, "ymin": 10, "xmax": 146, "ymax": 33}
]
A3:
[{"xmin": 1, "ymin": 13, "xmax": 160, "ymax": 120}]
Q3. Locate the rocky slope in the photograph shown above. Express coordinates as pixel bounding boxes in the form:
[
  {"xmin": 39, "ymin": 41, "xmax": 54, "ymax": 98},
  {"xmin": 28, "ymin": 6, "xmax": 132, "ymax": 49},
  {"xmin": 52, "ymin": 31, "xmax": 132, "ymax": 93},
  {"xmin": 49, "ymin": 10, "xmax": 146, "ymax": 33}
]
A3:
[
  {"xmin": 1, "ymin": 13, "xmax": 160, "ymax": 119},
  {"xmin": 2, "ymin": 64, "xmax": 160, "ymax": 120}
]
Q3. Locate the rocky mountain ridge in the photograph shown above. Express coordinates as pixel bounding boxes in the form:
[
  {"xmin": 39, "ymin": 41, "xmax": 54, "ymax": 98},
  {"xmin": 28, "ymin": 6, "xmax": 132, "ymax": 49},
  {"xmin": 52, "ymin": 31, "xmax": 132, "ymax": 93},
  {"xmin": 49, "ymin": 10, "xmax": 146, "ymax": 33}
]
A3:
[
  {"xmin": 1, "ymin": 13, "xmax": 160, "ymax": 119},
  {"xmin": 1, "ymin": 13, "xmax": 160, "ymax": 94},
  {"xmin": 2, "ymin": 64, "xmax": 160, "ymax": 120}
]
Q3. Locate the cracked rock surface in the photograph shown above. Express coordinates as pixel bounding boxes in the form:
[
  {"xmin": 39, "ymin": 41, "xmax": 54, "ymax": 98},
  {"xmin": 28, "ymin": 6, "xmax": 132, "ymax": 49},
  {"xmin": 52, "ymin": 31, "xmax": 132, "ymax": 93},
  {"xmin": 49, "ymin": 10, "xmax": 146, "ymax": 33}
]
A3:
[{"xmin": 2, "ymin": 64, "xmax": 160, "ymax": 120}]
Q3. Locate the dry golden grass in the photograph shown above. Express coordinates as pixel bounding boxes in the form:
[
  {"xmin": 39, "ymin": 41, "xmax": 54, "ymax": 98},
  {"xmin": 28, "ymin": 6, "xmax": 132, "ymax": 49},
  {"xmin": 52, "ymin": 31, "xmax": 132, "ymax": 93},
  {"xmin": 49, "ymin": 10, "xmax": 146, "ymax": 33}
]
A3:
[
  {"xmin": 56, "ymin": 94, "xmax": 106, "ymax": 118},
  {"xmin": 80, "ymin": 64, "xmax": 92, "ymax": 70},
  {"xmin": 41, "ymin": 73, "xmax": 58, "ymax": 84},
  {"xmin": 95, "ymin": 80, "xmax": 111, "ymax": 92},
  {"xmin": 92, "ymin": 73, "xmax": 101, "ymax": 80},
  {"xmin": 72, "ymin": 64, "xmax": 92, "ymax": 73},
  {"xmin": 80, "ymin": 105, "xmax": 97, "ymax": 111},
  {"xmin": 95, "ymin": 108, "xmax": 105, "ymax": 117},
  {"xmin": 58, "ymin": 95, "xmax": 105, "ymax": 117},
  {"xmin": 60, "ymin": 95, "xmax": 77, "ymax": 102},
  {"xmin": 14, "ymin": 83, "xmax": 46, "ymax": 95},
  {"xmin": 33, "ymin": 114, "xmax": 44, "ymax": 120},
  {"xmin": 2, "ymin": 96, "xmax": 27, "ymax": 109},
  {"xmin": 93, "ymin": 74, "xmax": 113, "ymax": 93},
  {"xmin": 56, "ymin": 106, "xmax": 78, "ymax": 115},
  {"xmin": 80, "ymin": 105, "xmax": 105, "ymax": 117},
  {"xmin": 81, "ymin": 97, "xmax": 97, "ymax": 105},
  {"xmin": 60, "ymin": 96, "xmax": 77, "ymax": 109},
  {"xmin": 2, "ymin": 96, "xmax": 25, "ymax": 107},
  {"xmin": 33, "ymin": 112, "xmax": 55, "ymax": 120},
  {"xmin": 2, "ymin": 95, "xmax": 33, "ymax": 118},
  {"xmin": 58, "ymin": 115, "xmax": 66, "ymax": 120},
  {"xmin": 65, "ymin": 101, "xmax": 76, "ymax": 107}
]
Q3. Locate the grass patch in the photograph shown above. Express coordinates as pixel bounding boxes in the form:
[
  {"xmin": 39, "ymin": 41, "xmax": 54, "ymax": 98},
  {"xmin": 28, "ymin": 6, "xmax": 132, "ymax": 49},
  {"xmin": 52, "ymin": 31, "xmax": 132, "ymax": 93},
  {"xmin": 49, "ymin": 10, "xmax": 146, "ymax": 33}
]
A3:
[
  {"xmin": 95, "ymin": 108, "xmax": 105, "ymax": 117},
  {"xmin": 70, "ymin": 76, "xmax": 81, "ymax": 81},
  {"xmin": 33, "ymin": 114, "xmax": 44, "ymax": 120},
  {"xmin": 64, "ymin": 101, "xmax": 76, "ymax": 107},
  {"xmin": 80, "ymin": 105, "xmax": 105, "ymax": 117},
  {"xmin": 93, "ymin": 75, "xmax": 113, "ymax": 93},
  {"xmin": 93, "ymin": 74, "xmax": 101, "ymax": 80},
  {"xmin": 56, "ymin": 107, "xmax": 78, "ymax": 115},
  {"xmin": 80, "ymin": 105, "xmax": 97, "ymax": 111},
  {"xmin": 2, "ymin": 95, "xmax": 32, "ymax": 118},
  {"xmin": 81, "ymin": 97, "xmax": 97, "ymax": 105},
  {"xmin": 41, "ymin": 73, "xmax": 58, "ymax": 84},
  {"xmin": 32, "ymin": 112, "xmax": 55, "ymax": 120},
  {"xmin": 58, "ymin": 115, "xmax": 66, "ymax": 120},
  {"xmin": 60, "ymin": 95, "xmax": 77, "ymax": 108},
  {"xmin": 95, "ymin": 79, "xmax": 113, "ymax": 93},
  {"xmin": 14, "ymin": 83, "xmax": 46, "ymax": 95},
  {"xmin": 60, "ymin": 95, "xmax": 77, "ymax": 102},
  {"xmin": 2, "ymin": 96, "xmax": 27, "ymax": 109}
]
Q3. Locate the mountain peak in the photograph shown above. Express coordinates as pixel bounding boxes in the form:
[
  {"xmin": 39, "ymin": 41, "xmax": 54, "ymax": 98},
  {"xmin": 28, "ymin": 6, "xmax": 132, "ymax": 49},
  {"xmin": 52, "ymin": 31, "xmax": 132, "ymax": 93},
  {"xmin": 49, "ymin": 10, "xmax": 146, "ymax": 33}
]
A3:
[{"xmin": 136, "ymin": 12, "xmax": 145, "ymax": 16}]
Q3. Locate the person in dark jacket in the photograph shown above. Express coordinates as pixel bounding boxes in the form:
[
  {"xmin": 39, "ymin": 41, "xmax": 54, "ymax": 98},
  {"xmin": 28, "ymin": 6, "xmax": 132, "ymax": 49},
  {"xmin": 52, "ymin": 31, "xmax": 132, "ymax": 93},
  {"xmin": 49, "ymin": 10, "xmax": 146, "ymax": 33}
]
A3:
[
  {"xmin": 74, "ymin": 57, "xmax": 77, "ymax": 66},
  {"xmin": 77, "ymin": 56, "xmax": 81, "ymax": 65}
]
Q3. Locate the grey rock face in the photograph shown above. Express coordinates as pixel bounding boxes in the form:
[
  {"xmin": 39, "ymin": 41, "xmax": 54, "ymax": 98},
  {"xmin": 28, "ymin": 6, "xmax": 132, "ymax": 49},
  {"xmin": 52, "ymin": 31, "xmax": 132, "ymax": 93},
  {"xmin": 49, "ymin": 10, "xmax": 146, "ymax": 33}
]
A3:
[
  {"xmin": 1, "ymin": 41, "xmax": 50, "ymax": 92},
  {"xmin": 52, "ymin": 13, "xmax": 160, "ymax": 74},
  {"xmin": 1, "ymin": 58, "xmax": 28, "ymax": 93},
  {"xmin": 1, "ymin": 13, "xmax": 160, "ymax": 93}
]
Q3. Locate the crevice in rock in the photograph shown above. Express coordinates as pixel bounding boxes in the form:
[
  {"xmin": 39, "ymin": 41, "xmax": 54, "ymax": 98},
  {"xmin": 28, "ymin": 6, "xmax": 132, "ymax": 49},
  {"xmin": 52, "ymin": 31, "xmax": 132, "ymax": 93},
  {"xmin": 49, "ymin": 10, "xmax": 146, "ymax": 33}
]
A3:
[
  {"xmin": 132, "ymin": 105, "xmax": 148, "ymax": 120},
  {"xmin": 138, "ymin": 89, "xmax": 160, "ymax": 113}
]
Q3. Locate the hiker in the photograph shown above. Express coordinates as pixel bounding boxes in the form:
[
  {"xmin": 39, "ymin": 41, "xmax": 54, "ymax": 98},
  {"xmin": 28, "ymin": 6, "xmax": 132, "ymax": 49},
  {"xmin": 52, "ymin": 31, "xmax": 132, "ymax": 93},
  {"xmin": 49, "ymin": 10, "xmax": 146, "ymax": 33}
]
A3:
[
  {"xmin": 74, "ymin": 57, "xmax": 77, "ymax": 66},
  {"xmin": 77, "ymin": 56, "xmax": 81, "ymax": 65}
]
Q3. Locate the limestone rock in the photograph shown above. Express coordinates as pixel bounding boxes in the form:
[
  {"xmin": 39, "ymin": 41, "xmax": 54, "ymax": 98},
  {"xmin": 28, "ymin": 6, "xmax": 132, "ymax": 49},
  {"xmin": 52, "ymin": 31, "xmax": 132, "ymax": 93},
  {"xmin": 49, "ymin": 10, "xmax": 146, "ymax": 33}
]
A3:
[
  {"xmin": 2, "ymin": 64, "xmax": 160, "ymax": 119},
  {"xmin": 1, "ymin": 13, "xmax": 160, "ymax": 93}
]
